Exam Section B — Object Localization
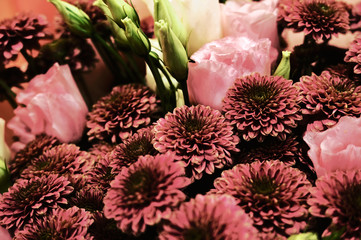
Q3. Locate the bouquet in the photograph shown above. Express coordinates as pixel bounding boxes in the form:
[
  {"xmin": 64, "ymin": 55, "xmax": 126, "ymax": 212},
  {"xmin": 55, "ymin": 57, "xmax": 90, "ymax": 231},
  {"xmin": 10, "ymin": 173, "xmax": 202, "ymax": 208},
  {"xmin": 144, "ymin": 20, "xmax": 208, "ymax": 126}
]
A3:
[{"xmin": 0, "ymin": 0, "xmax": 361, "ymax": 239}]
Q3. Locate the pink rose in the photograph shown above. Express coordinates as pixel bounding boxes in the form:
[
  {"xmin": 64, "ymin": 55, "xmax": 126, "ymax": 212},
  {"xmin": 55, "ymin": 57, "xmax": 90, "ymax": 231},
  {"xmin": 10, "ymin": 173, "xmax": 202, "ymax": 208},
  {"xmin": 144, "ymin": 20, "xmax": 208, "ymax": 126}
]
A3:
[
  {"xmin": 221, "ymin": 0, "xmax": 279, "ymax": 49},
  {"xmin": 0, "ymin": 226, "xmax": 11, "ymax": 240},
  {"xmin": 187, "ymin": 36, "xmax": 277, "ymax": 110},
  {"xmin": 304, "ymin": 116, "xmax": 361, "ymax": 177},
  {"xmin": 8, "ymin": 63, "xmax": 88, "ymax": 152}
]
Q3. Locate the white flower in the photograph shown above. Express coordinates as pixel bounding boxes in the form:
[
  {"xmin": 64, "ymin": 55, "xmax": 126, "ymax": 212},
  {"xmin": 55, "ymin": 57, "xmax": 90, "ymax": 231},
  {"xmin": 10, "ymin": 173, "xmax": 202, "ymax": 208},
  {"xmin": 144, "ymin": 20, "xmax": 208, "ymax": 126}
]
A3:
[{"xmin": 0, "ymin": 118, "xmax": 10, "ymax": 164}]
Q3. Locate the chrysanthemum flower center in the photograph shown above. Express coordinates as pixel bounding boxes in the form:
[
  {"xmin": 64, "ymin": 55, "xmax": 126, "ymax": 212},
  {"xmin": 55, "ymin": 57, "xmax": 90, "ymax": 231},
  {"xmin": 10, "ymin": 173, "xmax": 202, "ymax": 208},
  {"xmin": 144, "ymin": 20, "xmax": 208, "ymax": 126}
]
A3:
[
  {"xmin": 124, "ymin": 138, "xmax": 154, "ymax": 160},
  {"xmin": 252, "ymin": 177, "xmax": 276, "ymax": 195},
  {"xmin": 184, "ymin": 117, "xmax": 205, "ymax": 133},
  {"xmin": 14, "ymin": 181, "xmax": 41, "ymax": 203},
  {"xmin": 125, "ymin": 169, "xmax": 157, "ymax": 204},
  {"xmin": 248, "ymin": 85, "xmax": 274, "ymax": 105},
  {"xmin": 343, "ymin": 183, "xmax": 361, "ymax": 220},
  {"xmin": 38, "ymin": 229, "xmax": 60, "ymax": 240},
  {"xmin": 308, "ymin": 2, "xmax": 334, "ymax": 17},
  {"xmin": 183, "ymin": 226, "xmax": 212, "ymax": 240}
]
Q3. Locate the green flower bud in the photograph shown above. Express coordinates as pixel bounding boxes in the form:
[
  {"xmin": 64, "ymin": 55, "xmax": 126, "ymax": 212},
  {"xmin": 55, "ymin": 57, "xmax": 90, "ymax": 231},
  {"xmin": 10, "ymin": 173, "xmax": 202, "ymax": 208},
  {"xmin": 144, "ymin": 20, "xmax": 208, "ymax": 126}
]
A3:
[
  {"xmin": 287, "ymin": 233, "xmax": 318, "ymax": 240},
  {"xmin": 154, "ymin": 0, "xmax": 188, "ymax": 48},
  {"xmin": 105, "ymin": 0, "xmax": 139, "ymax": 27},
  {"xmin": 155, "ymin": 20, "xmax": 188, "ymax": 82},
  {"xmin": 93, "ymin": 0, "xmax": 129, "ymax": 49},
  {"xmin": 273, "ymin": 50, "xmax": 291, "ymax": 80},
  {"xmin": 48, "ymin": 0, "xmax": 93, "ymax": 38},
  {"xmin": 0, "ymin": 118, "xmax": 11, "ymax": 193},
  {"xmin": 121, "ymin": 17, "xmax": 150, "ymax": 57}
]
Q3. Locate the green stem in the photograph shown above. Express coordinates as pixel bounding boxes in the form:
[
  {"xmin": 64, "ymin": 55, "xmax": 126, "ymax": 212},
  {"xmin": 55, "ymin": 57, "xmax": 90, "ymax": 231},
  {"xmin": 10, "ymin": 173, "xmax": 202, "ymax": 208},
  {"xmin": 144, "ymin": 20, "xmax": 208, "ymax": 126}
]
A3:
[
  {"xmin": 0, "ymin": 79, "xmax": 17, "ymax": 109},
  {"xmin": 179, "ymin": 80, "xmax": 190, "ymax": 106},
  {"xmin": 124, "ymin": 52, "xmax": 146, "ymax": 85},
  {"xmin": 146, "ymin": 55, "xmax": 175, "ymax": 112},
  {"xmin": 72, "ymin": 71, "xmax": 93, "ymax": 110}
]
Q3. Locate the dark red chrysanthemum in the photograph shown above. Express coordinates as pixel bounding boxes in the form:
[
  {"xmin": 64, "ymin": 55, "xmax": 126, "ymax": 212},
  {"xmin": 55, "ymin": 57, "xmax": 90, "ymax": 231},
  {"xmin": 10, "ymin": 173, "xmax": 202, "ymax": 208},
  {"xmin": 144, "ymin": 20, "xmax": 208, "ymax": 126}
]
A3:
[
  {"xmin": 308, "ymin": 170, "xmax": 361, "ymax": 239},
  {"xmin": 70, "ymin": 185, "xmax": 105, "ymax": 214},
  {"xmin": 0, "ymin": 174, "xmax": 73, "ymax": 231},
  {"xmin": 281, "ymin": 0, "xmax": 349, "ymax": 41},
  {"xmin": 210, "ymin": 160, "xmax": 311, "ymax": 239},
  {"xmin": 159, "ymin": 194, "xmax": 259, "ymax": 240},
  {"xmin": 237, "ymin": 135, "xmax": 301, "ymax": 166},
  {"xmin": 222, "ymin": 73, "xmax": 302, "ymax": 142},
  {"xmin": 345, "ymin": 36, "xmax": 361, "ymax": 75},
  {"xmin": 103, "ymin": 153, "xmax": 190, "ymax": 235},
  {"xmin": 8, "ymin": 134, "xmax": 60, "ymax": 181},
  {"xmin": 20, "ymin": 143, "xmax": 93, "ymax": 180},
  {"xmin": 87, "ymin": 84, "xmax": 160, "ymax": 144},
  {"xmin": 86, "ymin": 154, "xmax": 117, "ymax": 192},
  {"xmin": 295, "ymin": 71, "xmax": 361, "ymax": 131},
  {"xmin": 153, "ymin": 104, "xmax": 239, "ymax": 180},
  {"xmin": 109, "ymin": 128, "xmax": 158, "ymax": 173},
  {"xmin": 14, "ymin": 206, "xmax": 93, "ymax": 240},
  {"xmin": 0, "ymin": 13, "xmax": 50, "ymax": 64}
]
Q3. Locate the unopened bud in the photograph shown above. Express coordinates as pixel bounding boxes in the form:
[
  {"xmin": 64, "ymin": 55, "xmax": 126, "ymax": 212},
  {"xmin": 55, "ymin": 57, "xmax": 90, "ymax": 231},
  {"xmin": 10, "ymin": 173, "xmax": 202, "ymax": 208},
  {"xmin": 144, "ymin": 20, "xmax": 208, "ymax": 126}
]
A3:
[
  {"xmin": 273, "ymin": 50, "xmax": 291, "ymax": 79},
  {"xmin": 49, "ymin": 0, "xmax": 93, "ymax": 38},
  {"xmin": 155, "ymin": 20, "xmax": 188, "ymax": 82},
  {"xmin": 105, "ymin": 0, "xmax": 139, "ymax": 27},
  {"xmin": 122, "ymin": 17, "xmax": 150, "ymax": 57}
]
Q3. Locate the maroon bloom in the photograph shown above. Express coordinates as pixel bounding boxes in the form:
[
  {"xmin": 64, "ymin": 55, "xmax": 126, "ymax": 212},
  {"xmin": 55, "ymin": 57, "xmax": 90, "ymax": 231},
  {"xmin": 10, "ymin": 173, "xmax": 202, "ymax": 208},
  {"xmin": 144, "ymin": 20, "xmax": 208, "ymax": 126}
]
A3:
[
  {"xmin": 14, "ymin": 206, "xmax": 93, "ymax": 240},
  {"xmin": 87, "ymin": 84, "xmax": 160, "ymax": 144},
  {"xmin": 345, "ymin": 36, "xmax": 361, "ymax": 75},
  {"xmin": 222, "ymin": 73, "xmax": 302, "ymax": 142},
  {"xmin": 8, "ymin": 134, "xmax": 59, "ymax": 181},
  {"xmin": 20, "ymin": 143, "xmax": 93, "ymax": 180},
  {"xmin": 296, "ymin": 71, "xmax": 361, "ymax": 131},
  {"xmin": 87, "ymin": 154, "xmax": 117, "ymax": 192},
  {"xmin": 159, "ymin": 194, "xmax": 259, "ymax": 240},
  {"xmin": 308, "ymin": 170, "xmax": 361, "ymax": 239},
  {"xmin": 0, "ymin": 13, "xmax": 50, "ymax": 64},
  {"xmin": 103, "ymin": 153, "xmax": 190, "ymax": 235},
  {"xmin": 210, "ymin": 160, "xmax": 311, "ymax": 239},
  {"xmin": 154, "ymin": 104, "xmax": 239, "ymax": 180},
  {"xmin": 0, "ymin": 174, "xmax": 73, "ymax": 231},
  {"xmin": 282, "ymin": 0, "xmax": 349, "ymax": 41}
]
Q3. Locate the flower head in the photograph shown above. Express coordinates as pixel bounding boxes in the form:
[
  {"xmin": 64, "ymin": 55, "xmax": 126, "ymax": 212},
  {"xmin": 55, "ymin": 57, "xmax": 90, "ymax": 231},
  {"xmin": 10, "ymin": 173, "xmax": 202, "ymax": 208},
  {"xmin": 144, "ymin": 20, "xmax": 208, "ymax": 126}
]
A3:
[
  {"xmin": 0, "ymin": 13, "xmax": 50, "ymax": 64},
  {"xmin": 0, "ymin": 174, "xmax": 73, "ymax": 231},
  {"xmin": 70, "ymin": 185, "xmax": 104, "ymax": 214},
  {"xmin": 210, "ymin": 160, "xmax": 311, "ymax": 239},
  {"xmin": 159, "ymin": 194, "xmax": 259, "ymax": 240},
  {"xmin": 8, "ymin": 134, "xmax": 60, "ymax": 181},
  {"xmin": 154, "ymin": 104, "xmax": 239, "ymax": 180},
  {"xmin": 345, "ymin": 36, "xmax": 361, "ymax": 75},
  {"xmin": 7, "ymin": 63, "xmax": 88, "ymax": 151},
  {"xmin": 87, "ymin": 84, "xmax": 160, "ymax": 144},
  {"xmin": 87, "ymin": 154, "xmax": 117, "ymax": 192},
  {"xmin": 14, "ymin": 206, "xmax": 93, "ymax": 240},
  {"xmin": 103, "ymin": 153, "xmax": 190, "ymax": 235},
  {"xmin": 296, "ymin": 71, "xmax": 361, "ymax": 131},
  {"xmin": 282, "ymin": 0, "xmax": 349, "ymax": 41},
  {"xmin": 308, "ymin": 170, "xmax": 361, "ymax": 239},
  {"xmin": 20, "ymin": 143, "xmax": 93, "ymax": 180},
  {"xmin": 222, "ymin": 73, "xmax": 302, "ymax": 142},
  {"xmin": 109, "ymin": 128, "xmax": 158, "ymax": 173}
]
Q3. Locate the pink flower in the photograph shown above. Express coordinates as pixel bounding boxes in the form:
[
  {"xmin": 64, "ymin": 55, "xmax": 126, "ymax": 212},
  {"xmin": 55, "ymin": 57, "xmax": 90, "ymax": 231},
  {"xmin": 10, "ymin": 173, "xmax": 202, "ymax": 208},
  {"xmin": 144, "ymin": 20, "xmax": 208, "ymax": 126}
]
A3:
[
  {"xmin": 303, "ymin": 116, "xmax": 361, "ymax": 177},
  {"xmin": 221, "ymin": 0, "xmax": 279, "ymax": 50},
  {"xmin": 187, "ymin": 36, "xmax": 277, "ymax": 110},
  {"xmin": 0, "ymin": 226, "xmax": 11, "ymax": 240},
  {"xmin": 7, "ymin": 63, "xmax": 88, "ymax": 152}
]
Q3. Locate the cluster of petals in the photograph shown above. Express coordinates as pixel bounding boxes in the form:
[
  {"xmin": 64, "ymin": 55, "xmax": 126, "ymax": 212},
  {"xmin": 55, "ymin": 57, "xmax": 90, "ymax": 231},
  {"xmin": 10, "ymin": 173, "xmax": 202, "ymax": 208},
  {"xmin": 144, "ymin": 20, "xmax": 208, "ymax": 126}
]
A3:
[
  {"xmin": 210, "ymin": 160, "xmax": 311, "ymax": 239},
  {"xmin": 345, "ymin": 36, "xmax": 361, "ymax": 75},
  {"xmin": 159, "ymin": 194, "xmax": 259, "ymax": 240},
  {"xmin": 295, "ymin": 71, "xmax": 361, "ymax": 131},
  {"xmin": 308, "ymin": 169, "xmax": 361, "ymax": 239},
  {"xmin": 0, "ymin": 13, "xmax": 49, "ymax": 64},
  {"xmin": 14, "ymin": 206, "xmax": 94, "ymax": 240},
  {"xmin": 20, "ymin": 143, "xmax": 93, "ymax": 180},
  {"xmin": 8, "ymin": 134, "xmax": 59, "ymax": 180},
  {"xmin": 103, "ymin": 153, "xmax": 190, "ymax": 235},
  {"xmin": 7, "ymin": 63, "xmax": 88, "ymax": 152},
  {"xmin": 304, "ymin": 116, "xmax": 361, "ymax": 177},
  {"xmin": 222, "ymin": 73, "xmax": 302, "ymax": 142},
  {"xmin": 0, "ymin": 174, "xmax": 73, "ymax": 231},
  {"xmin": 87, "ymin": 84, "xmax": 159, "ymax": 144},
  {"xmin": 153, "ymin": 104, "xmax": 239, "ymax": 180},
  {"xmin": 281, "ymin": 0, "xmax": 350, "ymax": 41}
]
